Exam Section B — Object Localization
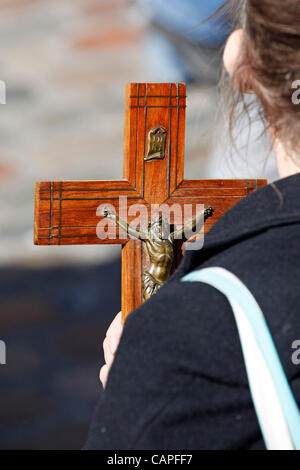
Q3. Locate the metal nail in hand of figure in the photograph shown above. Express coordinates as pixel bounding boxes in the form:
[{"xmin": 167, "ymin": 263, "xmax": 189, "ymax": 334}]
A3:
[{"xmin": 103, "ymin": 207, "xmax": 214, "ymax": 301}]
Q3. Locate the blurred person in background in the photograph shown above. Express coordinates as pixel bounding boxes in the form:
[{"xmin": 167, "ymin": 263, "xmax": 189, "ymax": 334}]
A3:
[
  {"xmin": 136, "ymin": 0, "xmax": 278, "ymax": 181},
  {"xmin": 137, "ymin": 0, "xmax": 230, "ymax": 84}
]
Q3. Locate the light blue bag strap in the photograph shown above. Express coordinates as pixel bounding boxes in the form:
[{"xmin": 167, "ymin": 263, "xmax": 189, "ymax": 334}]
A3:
[{"xmin": 182, "ymin": 267, "xmax": 300, "ymax": 450}]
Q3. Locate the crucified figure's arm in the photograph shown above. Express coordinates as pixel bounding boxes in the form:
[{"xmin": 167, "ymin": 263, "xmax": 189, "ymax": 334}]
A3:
[
  {"xmin": 103, "ymin": 208, "xmax": 148, "ymax": 240},
  {"xmin": 170, "ymin": 207, "xmax": 214, "ymax": 241}
]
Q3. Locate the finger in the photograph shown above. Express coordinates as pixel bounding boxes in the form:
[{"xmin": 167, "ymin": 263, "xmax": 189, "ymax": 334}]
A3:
[
  {"xmin": 106, "ymin": 311, "xmax": 123, "ymax": 354},
  {"xmin": 99, "ymin": 364, "xmax": 109, "ymax": 388},
  {"xmin": 103, "ymin": 337, "xmax": 114, "ymax": 368},
  {"xmin": 107, "ymin": 311, "xmax": 123, "ymax": 337}
]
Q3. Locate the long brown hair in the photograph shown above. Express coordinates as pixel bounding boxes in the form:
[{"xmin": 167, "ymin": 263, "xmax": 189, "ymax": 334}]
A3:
[{"xmin": 220, "ymin": 0, "xmax": 300, "ymax": 158}]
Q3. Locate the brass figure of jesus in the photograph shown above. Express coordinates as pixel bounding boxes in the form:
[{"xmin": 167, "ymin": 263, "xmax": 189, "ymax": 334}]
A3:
[{"xmin": 103, "ymin": 207, "xmax": 213, "ymax": 301}]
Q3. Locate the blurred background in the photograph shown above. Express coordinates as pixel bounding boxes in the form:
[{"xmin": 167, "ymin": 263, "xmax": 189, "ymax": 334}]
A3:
[{"xmin": 0, "ymin": 0, "xmax": 278, "ymax": 449}]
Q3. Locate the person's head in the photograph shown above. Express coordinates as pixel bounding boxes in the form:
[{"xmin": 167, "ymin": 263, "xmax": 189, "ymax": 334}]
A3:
[
  {"xmin": 221, "ymin": 0, "xmax": 300, "ymax": 176},
  {"xmin": 148, "ymin": 216, "xmax": 169, "ymax": 241}
]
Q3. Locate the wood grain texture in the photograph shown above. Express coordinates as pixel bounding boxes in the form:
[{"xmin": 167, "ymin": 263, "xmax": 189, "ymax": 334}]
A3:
[{"xmin": 34, "ymin": 83, "xmax": 267, "ymax": 320}]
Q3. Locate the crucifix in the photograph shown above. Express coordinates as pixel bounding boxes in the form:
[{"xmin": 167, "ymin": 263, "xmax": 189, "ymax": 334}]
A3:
[{"xmin": 34, "ymin": 83, "xmax": 266, "ymax": 322}]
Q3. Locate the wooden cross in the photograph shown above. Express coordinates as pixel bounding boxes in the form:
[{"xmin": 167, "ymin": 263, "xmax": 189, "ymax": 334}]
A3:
[{"xmin": 34, "ymin": 83, "xmax": 266, "ymax": 322}]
